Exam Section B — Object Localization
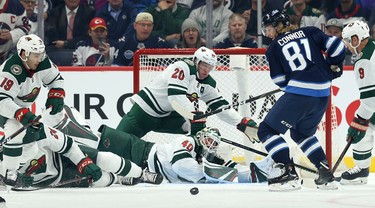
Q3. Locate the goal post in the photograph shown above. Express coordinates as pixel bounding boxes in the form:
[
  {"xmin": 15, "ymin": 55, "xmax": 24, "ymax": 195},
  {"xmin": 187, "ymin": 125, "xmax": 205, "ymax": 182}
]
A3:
[{"xmin": 133, "ymin": 48, "xmax": 337, "ymax": 169}]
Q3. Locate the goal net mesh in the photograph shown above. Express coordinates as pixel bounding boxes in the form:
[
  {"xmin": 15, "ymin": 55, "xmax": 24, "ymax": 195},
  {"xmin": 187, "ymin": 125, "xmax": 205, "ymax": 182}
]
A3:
[{"xmin": 133, "ymin": 48, "xmax": 342, "ymax": 173}]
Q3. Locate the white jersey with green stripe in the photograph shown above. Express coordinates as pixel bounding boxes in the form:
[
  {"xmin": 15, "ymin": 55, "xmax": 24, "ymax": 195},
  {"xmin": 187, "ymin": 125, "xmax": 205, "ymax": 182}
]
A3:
[
  {"xmin": 0, "ymin": 55, "xmax": 64, "ymax": 119},
  {"xmin": 353, "ymin": 39, "xmax": 375, "ymax": 119},
  {"xmin": 147, "ymin": 135, "xmax": 205, "ymax": 183},
  {"xmin": 131, "ymin": 59, "xmax": 242, "ymax": 125}
]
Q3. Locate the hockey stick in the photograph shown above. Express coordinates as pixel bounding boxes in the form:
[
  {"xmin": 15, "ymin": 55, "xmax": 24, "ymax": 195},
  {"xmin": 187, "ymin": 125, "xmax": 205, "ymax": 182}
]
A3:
[
  {"xmin": 221, "ymin": 138, "xmax": 319, "ymax": 175},
  {"xmin": 172, "ymin": 88, "xmax": 282, "ymax": 120},
  {"xmin": 11, "ymin": 176, "xmax": 89, "ymax": 192},
  {"xmin": 332, "ymin": 138, "xmax": 352, "ymax": 174},
  {"xmin": 0, "ymin": 115, "xmax": 42, "ymax": 147}
]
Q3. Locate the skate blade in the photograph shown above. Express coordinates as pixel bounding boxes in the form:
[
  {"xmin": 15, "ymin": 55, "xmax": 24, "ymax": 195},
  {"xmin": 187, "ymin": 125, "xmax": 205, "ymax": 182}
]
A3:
[
  {"xmin": 340, "ymin": 178, "xmax": 367, "ymax": 185},
  {"xmin": 316, "ymin": 181, "xmax": 338, "ymax": 190},
  {"xmin": 269, "ymin": 180, "xmax": 302, "ymax": 192}
]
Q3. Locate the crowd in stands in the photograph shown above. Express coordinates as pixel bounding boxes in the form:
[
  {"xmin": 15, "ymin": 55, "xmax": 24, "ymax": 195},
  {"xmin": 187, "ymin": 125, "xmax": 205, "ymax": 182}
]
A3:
[{"xmin": 1, "ymin": 0, "xmax": 375, "ymax": 66}]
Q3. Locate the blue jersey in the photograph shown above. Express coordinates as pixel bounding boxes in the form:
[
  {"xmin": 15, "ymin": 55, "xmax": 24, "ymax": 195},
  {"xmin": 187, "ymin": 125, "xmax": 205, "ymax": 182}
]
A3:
[{"xmin": 266, "ymin": 27, "xmax": 345, "ymax": 97}]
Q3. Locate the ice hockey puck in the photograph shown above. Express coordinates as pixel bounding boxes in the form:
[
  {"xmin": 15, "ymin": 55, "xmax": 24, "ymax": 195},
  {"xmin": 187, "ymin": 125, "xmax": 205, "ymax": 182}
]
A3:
[
  {"xmin": 0, "ymin": 196, "xmax": 5, "ymax": 203},
  {"xmin": 190, "ymin": 187, "xmax": 199, "ymax": 195}
]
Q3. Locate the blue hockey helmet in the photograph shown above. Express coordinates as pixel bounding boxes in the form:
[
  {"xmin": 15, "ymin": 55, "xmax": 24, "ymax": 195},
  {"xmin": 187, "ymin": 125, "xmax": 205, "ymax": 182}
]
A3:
[{"xmin": 262, "ymin": 9, "xmax": 290, "ymax": 28}]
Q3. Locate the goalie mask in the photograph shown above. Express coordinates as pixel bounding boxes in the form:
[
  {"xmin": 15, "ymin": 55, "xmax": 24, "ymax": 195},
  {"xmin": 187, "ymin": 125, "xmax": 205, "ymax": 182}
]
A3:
[
  {"xmin": 342, "ymin": 20, "xmax": 370, "ymax": 55},
  {"xmin": 195, "ymin": 127, "xmax": 222, "ymax": 156}
]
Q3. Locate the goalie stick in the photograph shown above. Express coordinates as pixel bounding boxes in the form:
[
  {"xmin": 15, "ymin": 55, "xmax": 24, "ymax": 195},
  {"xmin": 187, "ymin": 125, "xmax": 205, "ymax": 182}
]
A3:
[
  {"xmin": 0, "ymin": 115, "xmax": 42, "ymax": 147},
  {"xmin": 11, "ymin": 176, "xmax": 89, "ymax": 192},
  {"xmin": 220, "ymin": 138, "xmax": 319, "ymax": 175},
  {"xmin": 172, "ymin": 88, "xmax": 282, "ymax": 120}
]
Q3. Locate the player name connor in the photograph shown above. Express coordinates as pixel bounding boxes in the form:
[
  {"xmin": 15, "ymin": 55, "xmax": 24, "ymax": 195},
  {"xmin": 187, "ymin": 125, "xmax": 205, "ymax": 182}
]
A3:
[{"xmin": 277, "ymin": 31, "xmax": 306, "ymax": 46}]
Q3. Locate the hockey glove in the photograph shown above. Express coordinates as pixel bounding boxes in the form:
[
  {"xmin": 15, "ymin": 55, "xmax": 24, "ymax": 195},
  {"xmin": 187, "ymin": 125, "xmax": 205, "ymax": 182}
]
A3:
[
  {"xmin": 77, "ymin": 157, "xmax": 102, "ymax": 182},
  {"xmin": 15, "ymin": 108, "xmax": 38, "ymax": 126},
  {"xmin": 190, "ymin": 111, "xmax": 206, "ymax": 135},
  {"xmin": 347, "ymin": 116, "xmax": 369, "ymax": 144},
  {"xmin": 45, "ymin": 88, "xmax": 65, "ymax": 115},
  {"xmin": 237, "ymin": 117, "xmax": 259, "ymax": 143}
]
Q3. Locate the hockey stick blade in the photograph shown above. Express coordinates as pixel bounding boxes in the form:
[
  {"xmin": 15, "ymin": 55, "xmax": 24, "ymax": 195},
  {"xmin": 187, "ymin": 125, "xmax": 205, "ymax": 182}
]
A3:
[
  {"xmin": 0, "ymin": 115, "xmax": 42, "ymax": 147},
  {"xmin": 221, "ymin": 138, "xmax": 318, "ymax": 175},
  {"xmin": 11, "ymin": 176, "xmax": 89, "ymax": 192},
  {"xmin": 171, "ymin": 89, "xmax": 282, "ymax": 120}
]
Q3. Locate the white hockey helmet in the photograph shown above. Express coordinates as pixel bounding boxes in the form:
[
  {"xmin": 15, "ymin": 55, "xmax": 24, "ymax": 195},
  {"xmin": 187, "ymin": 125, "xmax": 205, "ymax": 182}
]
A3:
[
  {"xmin": 196, "ymin": 127, "xmax": 222, "ymax": 156},
  {"xmin": 193, "ymin": 46, "xmax": 217, "ymax": 67},
  {"xmin": 17, "ymin": 34, "xmax": 46, "ymax": 61},
  {"xmin": 342, "ymin": 20, "xmax": 369, "ymax": 52}
]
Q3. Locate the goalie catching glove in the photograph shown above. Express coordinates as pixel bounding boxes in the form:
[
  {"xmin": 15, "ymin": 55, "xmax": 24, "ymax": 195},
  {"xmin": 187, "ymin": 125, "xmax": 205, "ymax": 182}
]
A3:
[
  {"xmin": 347, "ymin": 116, "xmax": 369, "ymax": 144},
  {"xmin": 237, "ymin": 117, "xmax": 259, "ymax": 143},
  {"xmin": 45, "ymin": 88, "xmax": 65, "ymax": 115},
  {"xmin": 77, "ymin": 157, "xmax": 102, "ymax": 182}
]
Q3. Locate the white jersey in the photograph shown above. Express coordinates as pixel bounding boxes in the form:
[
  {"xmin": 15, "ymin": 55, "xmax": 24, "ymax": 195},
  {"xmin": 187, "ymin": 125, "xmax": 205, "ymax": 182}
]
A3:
[
  {"xmin": 353, "ymin": 39, "xmax": 375, "ymax": 119},
  {"xmin": 147, "ymin": 135, "xmax": 204, "ymax": 183},
  {"xmin": 72, "ymin": 40, "xmax": 118, "ymax": 66},
  {"xmin": 132, "ymin": 59, "xmax": 241, "ymax": 125},
  {"xmin": 19, "ymin": 125, "xmax": 87, "ymax": 186},
  {"xmin": 0, "ymin": 0, "xmax": 30, "ymax": 58},
  {"xmin": 0, "ymin": 54, "xmax": 63, "ymax": 119}
]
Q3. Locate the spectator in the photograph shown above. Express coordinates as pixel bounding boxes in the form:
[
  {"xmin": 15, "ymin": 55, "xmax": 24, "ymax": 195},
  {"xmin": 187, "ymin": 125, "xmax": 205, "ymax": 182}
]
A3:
[
  {"xmin": 45, "ymin": 0, "xmax": 95, "ymax": 49},
  {"xmin": 326, "ymin": 0, "xmax": 370, "ymax": 22},
  {"xmin": 113, "ymin": 12, "xmax": 173, "ymax": 66},
  {"xmin": 230, "ymin": 0, "xmax": 284, "ymax": 14},
  {"xmin": 189, "ymin": 0, "xmax": 232, "ymax": 46},
  {"xmin": 176, "ymin": 18, "xmax": 203, "ymax": 48},
  {"xmin": 128, "ymin": 0, "xmax": 157, "ymax": 13},
  {"xmin": 177, "ymin": 0, "xmax": 194, "ymax": 8},
  {"xmin": 144, "ymin": 0, "xmax": 190, "ymax": 46},
  {"xmin": 285, "ymin": 0, "xmax": 326, "ymax": 29},
  {"xmin": 214, "ymin": 13, "xmax": 257, "ymax": 48},
  {"xmin": 0, "ymin": 0, "xmax": 30, "ymax": 64},
  {"xmin": 73, "ymin": 17, "xmax": 120, "ymax": 66},
  {"xmin": 241, "ymin": 0, "xmax": 272, "ymax": 46},
  {"xmin": 285, "ymin": 0, "xmax": 322, "ymax": 17},
  {"xmin": 20, "ymin": 0, "xmax": 39, "ymax": 35},
  {"xmin": 96, "ymin": 0, "xmax": 138, "ymax": 41},
  {"xmin": 325, "ymin": 18, "xmax": 343, "ymax": 38}
]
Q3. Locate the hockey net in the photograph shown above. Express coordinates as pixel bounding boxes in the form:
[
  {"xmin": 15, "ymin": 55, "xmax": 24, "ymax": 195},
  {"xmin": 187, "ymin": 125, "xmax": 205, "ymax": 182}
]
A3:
[{"xmin": 133, "ymin": 48, "xmax": 342, "ymax": 173}]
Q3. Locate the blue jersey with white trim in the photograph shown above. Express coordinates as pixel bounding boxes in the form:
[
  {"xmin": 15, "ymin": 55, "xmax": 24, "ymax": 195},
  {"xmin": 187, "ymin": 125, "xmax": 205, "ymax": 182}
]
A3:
[{"xmin": 265, "ymin": 26, "xmax": 345, "ymax": 97}]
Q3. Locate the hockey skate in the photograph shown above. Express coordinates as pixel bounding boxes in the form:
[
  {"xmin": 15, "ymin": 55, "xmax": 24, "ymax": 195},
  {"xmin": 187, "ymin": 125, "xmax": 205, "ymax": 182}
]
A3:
[
  {"xmin": 119, "ymin": 168, "xmax": 163, "ymax": 186},
  {"xmin": 268, "ymin": 163, "xmax": 301, "ymax": 191},
  {"xmin": 140, "ymin": 168, "xmax": 163, "ymax": 185},
  {"xmin": 340, "ymin": 166, "xmax": 369, "ymax": 185},
  {"xmin": 249, "ymin": 156, "xmax": 273, "ymax": 183},
  {"xmin": 314, "ymin": 162, "xmax": 337, "ymax": 190}
]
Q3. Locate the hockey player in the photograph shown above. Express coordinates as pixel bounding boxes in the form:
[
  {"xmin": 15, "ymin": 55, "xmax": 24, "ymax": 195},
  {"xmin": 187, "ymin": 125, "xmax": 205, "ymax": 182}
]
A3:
[
  {"xmin": 340, "ymin": 20, "xmax": 375, "ymax": 185},
  {"xmin": 259, "ymin": 10, "xmax": 346, "ymax": 191},
  {"xmin": 98, "ymin": 125, "xmax": 272, "ymax": 184},
  {"xmin": 116, "ymin": 46, "xmax": 259, "ymax": 143},
  {"xmin": 0, "ymin": 34, "xmax": 69, "ymax": 185}
]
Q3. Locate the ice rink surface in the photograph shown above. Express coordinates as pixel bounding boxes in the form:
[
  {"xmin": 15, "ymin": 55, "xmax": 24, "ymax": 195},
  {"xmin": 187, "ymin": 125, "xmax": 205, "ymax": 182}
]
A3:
[{"xmin": 1, "ymin": 175, "xmax": 375, "ymax": 208}]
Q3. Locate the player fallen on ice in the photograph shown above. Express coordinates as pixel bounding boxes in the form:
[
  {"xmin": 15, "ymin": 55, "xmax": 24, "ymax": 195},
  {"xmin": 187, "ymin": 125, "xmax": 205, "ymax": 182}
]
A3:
[
  {"xmin": 97, "ymin": 125, "xmax": 273, "ymax": 184},
  {"xmin": 259, "ymin": 10, "xmax": 346, "ymax": 191}
]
